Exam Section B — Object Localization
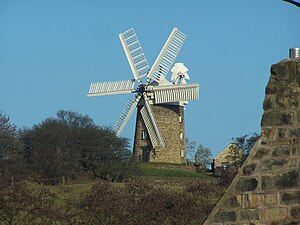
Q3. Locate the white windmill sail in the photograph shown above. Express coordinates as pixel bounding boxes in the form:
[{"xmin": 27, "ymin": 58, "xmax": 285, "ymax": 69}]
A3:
[
  {"xmin": 88, "ymin": 80, "xmax": 135, "ymax": 97},
  {"xmin": 119, "ymin": 28, "xmax": 150, "ymax": 82},
  {"xmin": 113, "ymin": 95, "xmax": 141, "ymax": 136},
  {"xmin": 140, "ymin": 94, "xmax": 164, "ymax": 148},
  {"xmin": 151, "ymin": 84, "xmax": 199, "ymax": 104},
  {"xmin": 146, "ymin": 28, "xmax": 187, "ymax": 84}
]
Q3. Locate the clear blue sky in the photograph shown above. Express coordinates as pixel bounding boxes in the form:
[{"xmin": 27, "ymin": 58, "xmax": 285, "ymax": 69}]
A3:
[{"xmin": 1, "ymin": 0, "xmax": 299, "ymax": 157}]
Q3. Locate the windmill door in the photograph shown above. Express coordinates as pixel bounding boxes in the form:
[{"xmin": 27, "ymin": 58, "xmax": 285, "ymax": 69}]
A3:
[{"xmin": 142, "ymin": 148, "xmax": 150, "ymax": 162}]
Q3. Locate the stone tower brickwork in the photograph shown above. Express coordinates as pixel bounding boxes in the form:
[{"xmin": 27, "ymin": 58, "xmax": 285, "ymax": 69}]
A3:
[
  {"xmin": 133, "ymin": 103, "xmax": 186, "ymax": 163},
  {"xmin": 204, "ymin": 56, "xmax": 300, "ymax": 224}
]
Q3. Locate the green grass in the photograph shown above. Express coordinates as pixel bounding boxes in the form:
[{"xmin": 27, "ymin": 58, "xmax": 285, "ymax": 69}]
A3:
[
  {"xmin": 142, "ymin": 161, "xmax": 186, "ymax": 166},
  {"xmin": 26, "ymin": 181, "xmax": 97, "ymax": 208},
  {"xmin": 25, "ymin": 163, "xmax": 215, "ymax": 203},
  {"xmin": 139, "ymin": 166, "xmax": 211, "ymax": 178}
]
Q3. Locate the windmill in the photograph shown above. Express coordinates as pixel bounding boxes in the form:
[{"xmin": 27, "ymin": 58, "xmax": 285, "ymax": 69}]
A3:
[{"xmin": 88, "ymin": 27, "xmax": 199, "ymax": 163}]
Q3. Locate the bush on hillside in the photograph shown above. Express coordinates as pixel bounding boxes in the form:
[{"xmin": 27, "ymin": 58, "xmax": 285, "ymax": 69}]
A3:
[
  {"xmin": 0, "ymin": 181, "xmax": 59, "ymax": 224},
  {"xmin": 77, "ymin": 179, "xmax": 226, "ymax": 225},
  {"xmin": 4, "ymin": 110, "xmax": 140, "ymax": 184}
]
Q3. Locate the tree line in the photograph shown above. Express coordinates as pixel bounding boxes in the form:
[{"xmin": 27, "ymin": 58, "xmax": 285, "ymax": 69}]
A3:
[{"xmin": 0, "ymin": 110, "xmax": 139, "ymax": 185}]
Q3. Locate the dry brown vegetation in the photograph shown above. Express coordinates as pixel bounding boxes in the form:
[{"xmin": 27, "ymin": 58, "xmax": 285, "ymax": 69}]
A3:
[{"xmin": 0, "ymin": 176, "xmax": 226, "ymax": 225}]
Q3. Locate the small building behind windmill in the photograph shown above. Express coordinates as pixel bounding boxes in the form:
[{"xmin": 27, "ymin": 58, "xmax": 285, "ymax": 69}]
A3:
[{"xmin": 212, "ymin": 143, "xmax": 243, "ymax": 176}]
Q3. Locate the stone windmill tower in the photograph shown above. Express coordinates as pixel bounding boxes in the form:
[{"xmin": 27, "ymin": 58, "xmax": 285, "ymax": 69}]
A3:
[
  {"xmin": 88, "ymin": 28, "xmax": 199, "ymax": 163},
  {"xmin": 133, "ymin": 62, "xmax": 196, "ymax": 163}
]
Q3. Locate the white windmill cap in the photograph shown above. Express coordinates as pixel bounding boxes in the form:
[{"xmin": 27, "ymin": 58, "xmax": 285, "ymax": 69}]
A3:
[
  {"xmin": 171, "ymin": 63, "xmax": 190, "ymax": 81},
  {"xmin": 171, "ymin": 63, "xmax": 189, "ymax": 73}
]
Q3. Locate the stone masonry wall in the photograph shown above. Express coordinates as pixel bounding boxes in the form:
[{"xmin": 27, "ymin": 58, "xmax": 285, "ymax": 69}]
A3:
[
  {"xmin": 133, "ymin": 104, "xmax": 186, "ymax": 163},
  {"xmin": 204, "ymin": 58, "xmax": 300, "ymax": 224}
]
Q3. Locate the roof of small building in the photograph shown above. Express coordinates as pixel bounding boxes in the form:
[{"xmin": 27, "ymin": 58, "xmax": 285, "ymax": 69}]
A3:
[{"xmin": 214, "ymin": 143, "xmax": 242, "ymax": 160}]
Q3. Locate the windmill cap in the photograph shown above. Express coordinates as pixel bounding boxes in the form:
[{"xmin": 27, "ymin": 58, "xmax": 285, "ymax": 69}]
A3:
[
  {"xmin": 171, "ymin": 63, "xmax": 190, "ymax": 82},
  {"xmin": 289, "ymin": 48, "xmax": 300, "ymax": 59},
  {"xmin": 171, "ymin": 63, "xmax": 189, "ymax": 73}
]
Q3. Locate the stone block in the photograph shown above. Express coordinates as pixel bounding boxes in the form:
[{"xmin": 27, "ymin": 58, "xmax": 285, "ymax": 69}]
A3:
[
  {"xmin": 242, "ymin": 163, "xmax": 257, "ymax": 176},
  {"xmin": 261, "ymin": 158, "xmax": 286, "ymax": 171},
  {"xmin": 242, "ymin": 194, "xmax": 263, "ymax": 208},
  {"xmin": 262, "ymin": 170, "xmax": 300, "ymax": 191},
  {"xmin": 241, "ymin": 193, "xmax": 277, "ymax": 209},
  {"xmin": 270, "ymin": 63, "xmax": 285, "ymax": 78},
  {"xmin": 265, "ymin": 83, "xmax": 287, "ymax": 96},
  {"xmin": 271, "ymin": 60, "xmax": 298, "ymax": 83},
  {"xmin": 262, "ymin": 127, "xmax": 275, "ymax": 139},
  {"xmin": 253, "ymin": 147, "xmax": 270, "ymax": 160},
  {"xmin": 277, "ymin": 170, "xmax": 299, "ymax": 189},
  {"xmin": 290, "ymin": 138, "xmax": 300, "ymax": 145},
  {"xmin": 221, "ymin": 196, "xmax": 241, "ymax": 208},
  {"xmin": 272, "ymin": 147, "xmax": 290, "ymax": 157},
  {"xmin": 289, "ymin": 128, "xmax": 300, "ymax": 138},
  {"xmin": 263, "ymin": 97, "xmax": 273, "ymax": 110},
  {"xmin": 277, "ymin": 128, "xmax": 288, "ymax": 139},
  {"xmin": 290, "ymin": 206, "xmax": 300, "ymax": 220},
  {"xmin": 262, "ymin": 111, "xmax": 294, "ymax": 127},
  {"xmin": 235, "ymin": 178, "xmax": 258, "ymax": 192},
  {"xmin": 297, "ymin": 111, "xmax": 300, "ymax": 124},
  {"xmin": 262, "ymin": 207, "xmax": 288, "ymax": 221},
  {"xmin": 276, "ymin": 96, "xmax": 299, "ymax": 109},
  {"xmin": 260, "ymin": 158, "xmax": 296, "ymax": 171},
  {"xmin": 239, "ymin": 209, "xmax": 260, "ymax": 221},
  {"xmin": 282, "ymin": 113, "xmax": 294, "ymax": 125},
  {"xmin": 213, "ymin": 210, "xmax": 237, "ymax": 222},
  {"xmin": 263, "ymin": 193, "xmax": 277, "ymax": 205},
  {"xmin": 291, "ymin": 146, "xmax": 296, "ymax": 155},
  {"xmin": 281, "ymin": 191, "xmax": 300, "ymax": 205},
  {"xmin": 267, "ymin": 139, "xmax": 291, "ymax": 146}
]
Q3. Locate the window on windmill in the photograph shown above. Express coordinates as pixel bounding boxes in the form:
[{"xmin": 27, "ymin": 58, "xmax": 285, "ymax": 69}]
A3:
[
  {"xmin": 180, "ymin": 132, "xmax": 183, "ymax": 140},
  {"xmin": 180, "ymin": 150, "xmax": 185, "ymax": 158},
  {"xmin": 142, "ymin": 130, "xmax": 148, "ymax": 140},
  {"xmin": 179, "ymin": 115, "xmax": 182, "ymax": 122}
]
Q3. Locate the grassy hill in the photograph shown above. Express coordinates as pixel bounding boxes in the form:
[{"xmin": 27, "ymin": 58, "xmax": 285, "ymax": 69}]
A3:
[
  {"xmin": 27, "ymin": 162, "xmax": 216, "ymax": 197},
  {"xmin": 1, "ymin": 163, "xmax": 224, "ymax": 225},
  {"xmin": 139, "ymin": 162, "xmax": 211, "ymax": 178}
]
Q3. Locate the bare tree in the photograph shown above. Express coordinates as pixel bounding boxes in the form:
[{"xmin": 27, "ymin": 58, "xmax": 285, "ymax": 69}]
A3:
[
  {"xmin": 185, "ymin": 138, "xmax": 197, "ymax": 163},
  {"xmin": 194, "ymin": 145, "xmax": 212, "ymax": 170},
  {"xmin": 232, "ymin": 132, "xmax": 260, "ymax": 156}
]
